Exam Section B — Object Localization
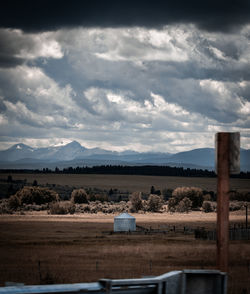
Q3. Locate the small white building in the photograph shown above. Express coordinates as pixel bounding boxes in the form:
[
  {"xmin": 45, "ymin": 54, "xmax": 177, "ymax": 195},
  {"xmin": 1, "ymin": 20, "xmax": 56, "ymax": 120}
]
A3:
[{"xmin": 114, "ymin": 212, "xmax": 136, "ymax": 232}]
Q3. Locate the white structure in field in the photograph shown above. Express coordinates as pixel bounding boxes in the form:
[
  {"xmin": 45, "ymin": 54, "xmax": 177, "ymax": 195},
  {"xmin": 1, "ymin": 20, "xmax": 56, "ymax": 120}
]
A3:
[{"xmin": 114, "ymin": 213, "xmax": 136, "ymax": 232}]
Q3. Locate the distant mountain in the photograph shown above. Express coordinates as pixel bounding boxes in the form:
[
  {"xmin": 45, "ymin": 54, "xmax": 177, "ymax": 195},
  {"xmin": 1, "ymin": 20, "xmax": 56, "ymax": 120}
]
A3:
[
  {"xmin": 0, "ymin": 141, "xmax": 249, "ymax": 171},
  {"xmin": 167, "ymin": 148, "xmax": 215, "ymax": 167},
  {"xmin": 241, "ymin": 149, "xmax": 250, "ymax": 171},
  {"xmin": 0, "ymin": 143, "xmax": 35, "ymax": 161}
]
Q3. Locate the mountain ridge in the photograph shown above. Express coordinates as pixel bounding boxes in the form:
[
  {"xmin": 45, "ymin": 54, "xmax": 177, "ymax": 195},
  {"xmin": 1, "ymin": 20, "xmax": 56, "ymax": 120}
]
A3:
[{"xmin": 0, "ymin": 141, "xmax": 249, "ymax": 171}]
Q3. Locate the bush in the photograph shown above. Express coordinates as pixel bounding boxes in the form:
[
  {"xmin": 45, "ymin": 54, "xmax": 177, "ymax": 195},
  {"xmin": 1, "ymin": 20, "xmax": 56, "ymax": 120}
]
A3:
[
  {"xmin": 176, "ymin": 197, "xmax": 192, "ymax": 213},
  {"xmin": 202, "ymin": 201, "xmax": 213, "ymax": 213},
  {"xmin": 172, "ymin": 187, "xmax": 203, "ymax": 209},
  {"xmin": 8, "ymin": 195, "xmax": 21, "ymax": 210},
  {"xmin": 147, "ymin": 194, "xmax": 163, "ymax": 212},
  {"xmin": 0, "ymin": 199, "xmax": 12, "ymax": 214},
  {"xmin": 203, "ymin": 194, "xmax": 212, "ymax": 201},
  {"xmin": 229, "ymin": 190, "xmax": 250, "ymax": 202},
  {"xmin": 162, "ymin": 188, "xmax": 173, "ymax": 201},
  {"xmin": 12, "ymin": 186, "xmax": 59, "ymax": 205},
  {"xmin": 95, "ymin": 194, "xmax": 108, "ymax": 202},
  {"xmin": 229, "ymin": 201, "xmax": 243, "ymax": 211},
  {"xmin": 71, "ymin": 189, "xmax": 88, "ymax": 204},
  {"xmin": 48, "ymin": 202, "xmax": 75, "ymax": 215},
  {"xmin": 23, "ymin": 203, "xmax": 48, "ymax": 211},
  {"xmin": 32, "ymin": 180, "xmax": 38, "ymax": 186},
  {"xmin": 167, "ymin": 197, "xmax": 178, "ymax": 212},
  {"xmin": 129, "ymin": 192, "xmax": 143, "ymax": 212}
]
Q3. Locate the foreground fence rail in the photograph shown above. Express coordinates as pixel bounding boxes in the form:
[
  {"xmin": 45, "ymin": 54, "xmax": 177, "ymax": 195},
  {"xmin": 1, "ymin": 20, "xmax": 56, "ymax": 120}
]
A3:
[{"xmin": 0, "ymin": 270, "xmax": 227, "ymax": 294}]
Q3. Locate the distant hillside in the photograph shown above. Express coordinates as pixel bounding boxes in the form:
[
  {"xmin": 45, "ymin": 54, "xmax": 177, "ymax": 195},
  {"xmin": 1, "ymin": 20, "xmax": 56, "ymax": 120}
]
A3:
[{"xmin": 0, "ymin": 141, "xmax": 249, "ymax": 171}]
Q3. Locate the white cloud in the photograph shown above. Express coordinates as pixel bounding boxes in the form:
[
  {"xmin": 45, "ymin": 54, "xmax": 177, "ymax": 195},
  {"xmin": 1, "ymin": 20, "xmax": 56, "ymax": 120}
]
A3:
[
  {"xmin": 93, "ymin": 27, "xmax": 189, "ymax": 63},
  {"xmin": 4, "ymin": 100, "xmax": 72, "ymax": 128},
  {"xmin": 0, "ymin": 65, "xmax": 76, "ymax": 113},
  {"xmin": 0, "ymin": 114, "xmax": 8, "ymax": 125},
  {"xmin": 0, "ymin": 24, "xmax": 250, "ymax": 152}
]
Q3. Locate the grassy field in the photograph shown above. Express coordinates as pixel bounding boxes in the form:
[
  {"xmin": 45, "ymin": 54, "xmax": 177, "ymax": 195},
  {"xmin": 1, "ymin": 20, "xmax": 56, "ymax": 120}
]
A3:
[
  {"xmin": 0, "ymin": 173, "xmax": 249, "ymax": 293},
  {"xmin": 0, "ymin": 212, "xmax": 249, "ymax": 293},
  {"xmin": 1, "ymin": 173, "xmax": 249, "ymax": 193}
]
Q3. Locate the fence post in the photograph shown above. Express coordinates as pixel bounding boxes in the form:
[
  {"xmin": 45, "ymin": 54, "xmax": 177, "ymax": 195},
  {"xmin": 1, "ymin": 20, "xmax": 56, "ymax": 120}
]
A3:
[
  {"xmin": 245, "ymin": 204, "xmax": 248, "ymax": 229},
  {"xmin": 216, "ymin": 133, "xmax": 230, "ymax": 273},
  {"xmin": 215, "ymin": 132, "xmax": 240, "ymax": 272}
]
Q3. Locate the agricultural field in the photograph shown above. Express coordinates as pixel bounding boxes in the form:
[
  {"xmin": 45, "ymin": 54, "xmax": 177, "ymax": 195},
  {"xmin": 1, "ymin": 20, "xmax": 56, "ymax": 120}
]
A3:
[
  {"xmin": 0, "ymin": 212, "xmax": 249, "ymax": 294},
  {"xmin": 1, "ymin": 173, "xmax": 249, "ymax": 193},
  {"xmin": 0, "ymin": 173, "xmax": 249, "ymax": 293}
]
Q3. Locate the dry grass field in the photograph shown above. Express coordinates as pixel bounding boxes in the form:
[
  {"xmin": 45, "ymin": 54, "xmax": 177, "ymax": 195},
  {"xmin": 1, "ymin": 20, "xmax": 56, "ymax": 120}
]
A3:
[
  {"xmin": 0, "ymin": 211, "xmax": 249, "ymax": 293},
  {"xmin": 1, "ymin": 173, "xmax": 249, "ymax": 192}
]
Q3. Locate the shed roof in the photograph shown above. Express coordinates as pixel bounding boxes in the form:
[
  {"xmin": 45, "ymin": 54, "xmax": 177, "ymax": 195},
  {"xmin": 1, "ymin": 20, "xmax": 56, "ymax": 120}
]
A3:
[{"xmin": 114, "ymin": 212, "xmax": 135, "ymax": 219}]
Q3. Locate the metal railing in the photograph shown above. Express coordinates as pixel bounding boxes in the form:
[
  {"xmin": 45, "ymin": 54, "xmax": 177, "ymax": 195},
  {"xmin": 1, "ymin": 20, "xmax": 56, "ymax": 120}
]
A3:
[{"xmin": 0, "ymin": 270, "xmax": 227, "ymax": 294}]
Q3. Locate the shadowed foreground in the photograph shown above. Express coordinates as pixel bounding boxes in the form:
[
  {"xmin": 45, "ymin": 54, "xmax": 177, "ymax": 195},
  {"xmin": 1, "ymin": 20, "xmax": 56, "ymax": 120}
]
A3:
[{"xmin": 0, "ymin": 214, "xmax": 249, "ymax": 293}]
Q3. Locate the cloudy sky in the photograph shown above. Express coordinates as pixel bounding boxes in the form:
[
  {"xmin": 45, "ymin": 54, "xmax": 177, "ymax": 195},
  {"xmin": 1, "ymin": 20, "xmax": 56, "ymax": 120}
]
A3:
[{"xmin": 0, "ymin": 1, "xmax": 250, "ymax": 152}]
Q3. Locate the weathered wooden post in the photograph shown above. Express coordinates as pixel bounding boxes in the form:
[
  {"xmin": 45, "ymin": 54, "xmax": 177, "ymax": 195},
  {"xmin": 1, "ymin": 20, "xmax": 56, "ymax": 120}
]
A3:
[
  {"xmin": 215, "ymin": 132, "xmax": 240, "ymax": 272},
  {"xmin": 246, "ymin": 204, "xmax": 248, "ymax": 229}
]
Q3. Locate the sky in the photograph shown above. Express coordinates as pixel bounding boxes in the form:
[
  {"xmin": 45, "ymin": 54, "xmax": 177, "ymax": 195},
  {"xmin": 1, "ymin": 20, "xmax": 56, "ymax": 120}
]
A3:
[{"xmin": 0, "ymin": 1, "xmax": 250, "ymax": 153}]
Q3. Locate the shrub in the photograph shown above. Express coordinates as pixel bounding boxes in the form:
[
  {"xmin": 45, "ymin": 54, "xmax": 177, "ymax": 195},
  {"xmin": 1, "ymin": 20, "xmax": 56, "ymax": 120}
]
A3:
[
  {"xmin": 203, "ymin": 194, "xmax": 212, "ymax": 201},
  {"xmin": 32, "ymin": 180, "xmax": 38, "ymax": 186},
  {"xmin": 229, "ymin": 201, "xmax": 243, "ymax": 211},
  {"xmin": 88, "ymin": 194, "xmax": 96, "ymax": 202},
  {"xmin": 172, "ymin": 187, "xmax": 203, "ymax": 208},
  {"xmin": 8, "ymin": 195, "xmax": 21, "ymax": 210},
  {"xmin": 71, "ymin": 189, "xmax": 88, "ymax": 204},
  {"xmin": 147, "ymin": 194, "xmax": 163, "ymax": 212},
  {"xmin": 82, "ymin": 205, "xmax": 91, "ymax": 212},
  {"xmin": 12, "ymin": 186, "xmax": 59, "ymax": 205},
  {"xmin": 167, "ymin": 197, "xmax": 178, "ymax": 212},
  {"xmin": 176, "ymin": 197, "xmax": 192, "ymax": 213},
  {"xmin": 95, "ymin": 194, "xmax": 108, "ymax": 202},
  {"xmin": 162, "ymin": 188, "xmax": 173, "ymax": 201},
  {"xmin": 129, "ymin": 192, "xmax": 143, "ymax": 212},
  {"xmin": 202, "ymin": 201, "xmax": 214, "ymax": 213},
  {"xmin": 229, "ymin": 190, "xmax": 250, "ymax": 202},
  {"xmin": 0, "ymin": 199, "xmax": 12, "ymax": 214},
  {"xmin": 23, "ymin": 203, "xmax": 48, "ymax": 211},
  {"xmin": 48, "ymin": 202, "xmax": 75, "ymax": 215}
]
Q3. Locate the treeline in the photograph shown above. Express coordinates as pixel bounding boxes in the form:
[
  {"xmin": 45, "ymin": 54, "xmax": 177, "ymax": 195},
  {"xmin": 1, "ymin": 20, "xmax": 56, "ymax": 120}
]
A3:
[
  {"xmin": 61, "ymin": 165, "xmax": 216, "ymax": 177},
  {"xmin": 1, "ymin": 165, "xmax": 249, "ymax": 178}
]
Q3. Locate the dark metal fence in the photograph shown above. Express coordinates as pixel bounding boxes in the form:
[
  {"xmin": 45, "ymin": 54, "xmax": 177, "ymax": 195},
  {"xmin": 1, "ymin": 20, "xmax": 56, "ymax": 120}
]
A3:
[
  {"xmin": 0, "ymin": 270, "xmax": 227, "ymax": 294},
  {"xmin": 195, "ymin": 227, "xmax": 250, "ymax": 240}
]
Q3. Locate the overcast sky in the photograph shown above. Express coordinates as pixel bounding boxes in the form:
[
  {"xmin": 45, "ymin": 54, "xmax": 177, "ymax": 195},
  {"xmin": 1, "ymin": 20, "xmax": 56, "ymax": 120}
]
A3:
[{"xmin": 0, "ymin": 1, "xmax": 250, "ymax": 152}]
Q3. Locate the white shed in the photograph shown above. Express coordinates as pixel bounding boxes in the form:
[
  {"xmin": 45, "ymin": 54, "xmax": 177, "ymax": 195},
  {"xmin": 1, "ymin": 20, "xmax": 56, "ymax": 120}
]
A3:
[{"xmin": 114, "ymin": 213, "xmax": 136, "ymax": 232}]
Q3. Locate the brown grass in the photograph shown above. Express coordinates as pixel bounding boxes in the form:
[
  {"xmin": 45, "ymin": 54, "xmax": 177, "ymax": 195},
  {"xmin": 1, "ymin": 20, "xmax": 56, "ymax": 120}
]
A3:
[
  {"xmin": 0, "ymin": 212, "xmax": 249, "ymax": 293},
  {"xmin": 1, "ymin": 173, "xmax": 249, "ymax": 193}
]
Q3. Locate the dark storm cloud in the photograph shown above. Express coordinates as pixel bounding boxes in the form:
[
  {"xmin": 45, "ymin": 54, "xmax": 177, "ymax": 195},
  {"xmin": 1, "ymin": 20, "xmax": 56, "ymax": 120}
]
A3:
[
  {"xmin": 0, "ymin": 29, "xmax": 63, "ymax": 68},
  {"xmin": 0, "ymin": 29, "xmax": 26, "ymax": 67},
  {"xmin": 0, "ymin": 54, "xmax": 24, "ymax": 68},
  {"xmin": 1, "ymin": 0, "xmax": 250, "ymax": 32}
]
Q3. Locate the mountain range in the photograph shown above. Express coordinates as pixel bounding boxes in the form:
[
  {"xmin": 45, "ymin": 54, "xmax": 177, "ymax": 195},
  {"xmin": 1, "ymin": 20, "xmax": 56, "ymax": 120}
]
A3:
[{"xmin": 0, "ymin": 141, "xmax": 249, "ymax": 171}]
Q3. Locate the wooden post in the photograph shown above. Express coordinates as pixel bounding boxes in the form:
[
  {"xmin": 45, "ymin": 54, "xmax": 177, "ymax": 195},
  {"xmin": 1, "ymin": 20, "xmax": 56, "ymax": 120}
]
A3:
[
  {"xmin": 246, "ymin": 204, "xmax": 248, "ymax": 229},
  {"xmin": 216, "ymin": 133, "xmax": 230, "ymax": 272}
]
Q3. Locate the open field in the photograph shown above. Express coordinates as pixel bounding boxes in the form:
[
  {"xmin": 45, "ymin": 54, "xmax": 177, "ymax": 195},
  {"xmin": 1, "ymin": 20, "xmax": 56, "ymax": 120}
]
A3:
[
  {"xmin": 0, "ymin": 211, "xmax": 249, "ymax": 293},
  {"xmin": 1, "ymin": 173, "xmax": 249, "ymax": 192}
]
